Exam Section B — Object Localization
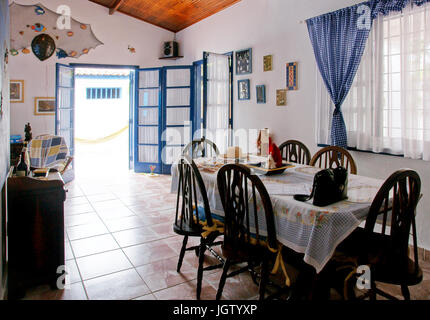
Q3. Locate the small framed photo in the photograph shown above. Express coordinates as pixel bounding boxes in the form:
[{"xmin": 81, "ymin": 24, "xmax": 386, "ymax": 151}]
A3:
[
  {"xmin": 276, "ymin": 89, "xmax": 287, "ymax": 106},
  {"xmin": 238, "ymin": 79, "xmax": 250, "ymax": 100},
  {"xmin": 256, "ymin": 85, "xmax": 266, "ymax": 104},
  {"xmin": 10, "ymin": 80, "xmax": 24, "ymax": 103},
  {"xmin": 34, "ymin": 97, "xmax": 55, "ymax": 115},
  {"xmin": 286, "ymin": 62, "xmax": 298, "ymax": 90},
  {"xmin": 263, "ymin": 55, "xmax": 273, "ymax": 72},
  {"xmin": 235, "ymin": 48, "xmax": 252, "ymax": 75}
]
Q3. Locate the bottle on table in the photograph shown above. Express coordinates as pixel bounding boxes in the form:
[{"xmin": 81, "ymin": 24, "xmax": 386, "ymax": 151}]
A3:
[{"xmin": 15, "ymin": 150, "xmax": 28, "ymax": 177}]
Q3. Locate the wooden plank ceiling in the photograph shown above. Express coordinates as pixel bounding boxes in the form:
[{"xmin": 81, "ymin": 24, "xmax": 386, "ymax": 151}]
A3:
[{"xmin": 89, "ymin": 0, "xmax": 241, "ymax": 33}]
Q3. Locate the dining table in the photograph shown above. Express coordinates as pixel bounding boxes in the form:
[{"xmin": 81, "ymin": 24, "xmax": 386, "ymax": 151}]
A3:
[{"xmin": 170, "ymin": 155, "xmax": 386, "ymax": 274}]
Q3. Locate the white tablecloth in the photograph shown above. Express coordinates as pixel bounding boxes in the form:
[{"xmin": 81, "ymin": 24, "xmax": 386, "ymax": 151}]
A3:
[{"xmin": 171, "ymin": 158, "xmax": 385, "ymax": 273}]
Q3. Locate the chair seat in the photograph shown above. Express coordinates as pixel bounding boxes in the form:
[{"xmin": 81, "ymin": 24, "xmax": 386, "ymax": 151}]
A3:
[
  {"xmin": 173, "ymin": 222, "xmax": 202, "ymax": 237},
  {"xmin": 337, "ymin": 228, "xmax": 423, "ymax": 286}
]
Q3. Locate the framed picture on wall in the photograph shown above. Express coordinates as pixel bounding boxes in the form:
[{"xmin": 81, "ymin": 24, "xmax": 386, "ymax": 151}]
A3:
[
  {"xmin": 10, "ymin": 80, "xmax": 24, "ymax": 103},
  {"xmin": 286, "ymin": 62, "xmax": 298, "ymax": 90},
  {"xmin": 34, "ymin": 97, "xmax": 55, "ymax": 115},
  {"xmin": 276, "ymin": 89, "xmax": 287, "ymax": 106},
  {"xmin": 238, "ymin": 79, "xmax": 250, "ymax": 100},
  {"xmin": 256, "ymin": 85, "xmax": 266, "ymax": 104},
  {"xmin": 235, "ymin": 48, "xmax": 252, "ymax": 75},
  {"xmin": 263, "ymin": 55, "xmax": 273, "ymax": 72}
]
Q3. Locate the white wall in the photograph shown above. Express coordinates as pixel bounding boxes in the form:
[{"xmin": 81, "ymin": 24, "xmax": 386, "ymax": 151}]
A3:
[
  {"xmin": 8, "ymin": 0, "xmax": 175, "ymax": 138},
  {"xmin": 176, "ymin": 0, "xmax": 430, "ymax": 250}
]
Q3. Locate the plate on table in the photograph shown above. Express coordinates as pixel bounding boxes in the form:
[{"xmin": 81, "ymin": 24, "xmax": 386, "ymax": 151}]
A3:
[{"xmin": 246, "ymin": 164, "xmax": 294, "ymax": 176}]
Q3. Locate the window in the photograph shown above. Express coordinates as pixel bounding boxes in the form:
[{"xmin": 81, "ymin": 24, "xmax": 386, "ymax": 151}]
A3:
[
  {"xmin": 86, "ymin": 87, "xmax": 122, "ymax": 100},
  {"xmin": 203, "ymin": 52, "xmax": 233, "ymax": 154},
  {"xmin": 317, "ymin": 2, "xmax": 430, "ymax": 160}
]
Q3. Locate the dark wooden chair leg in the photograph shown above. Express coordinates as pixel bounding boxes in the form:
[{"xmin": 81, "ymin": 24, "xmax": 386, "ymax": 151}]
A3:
[
  {"xmin": 177, "ymin": 235, "xmax": 189, "ymax": 272},
  {"xmin": 370, "ymin": 281, "xmax": 377, "ymax": 300},
  {"xmin": 216, "ymin": 259, "xmax": 231, "ymax": 300},
  {"xmin": 196, "ymin": 240, "xmax": 207, "ymax": 300},
  {"xmin": 258, "ymin": 259, "xmax": 269, "ymax": 300},
  {"xmin": 401, "ymin": 284, "xmax": 411, "ymax": 300}
]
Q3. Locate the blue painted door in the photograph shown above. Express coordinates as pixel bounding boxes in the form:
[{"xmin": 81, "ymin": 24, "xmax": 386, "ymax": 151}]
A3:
[
  {"xmin": 129, "ymin": 70, "xmax": 136, "ymax": 170},
  {"xmin": 134, "ymin": 68, "xmax": 162, "ymax": 173},
  {"xmin": 161, "ymin": 66, "xmax": 193, "ymax": 174},
  {"xmin": 55, "ymin": 63, "xmax": 75, "ymax": 173},
  {"xmin": 193, "ymin": 60, "xmax": 204, "ymax": 138}
]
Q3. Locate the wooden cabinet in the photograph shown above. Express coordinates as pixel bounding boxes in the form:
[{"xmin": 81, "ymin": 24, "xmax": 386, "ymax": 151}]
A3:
[{"xmin": 6, "ymin": 172, "xmax": 66, "ymax": 299}]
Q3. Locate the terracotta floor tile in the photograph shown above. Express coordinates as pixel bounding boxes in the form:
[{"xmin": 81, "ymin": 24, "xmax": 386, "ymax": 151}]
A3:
[
  {"xmin": 87, "ymin": 193, "xmax": 118, "ymax": 203},
  {"xmin": 65, "ymin": 240, "xmax": 74, "ymax": 261},
  {"xmin": 71, "ymin": 234, "xmax": 119, "ymax": 258},
  {"xmin": 65, "ymin": 196, "xmax": 89, "ymax": 207},
  {"xmin": 112, "ymin": 227, "xmax": 161, "ymax": 247},
  {"xmin": 204, "ymin": 269, "xmax": 259, "ymax": 300},
  {"xmin": 84, "ymin": 269, "xmax": 150, "ymax": 300},
  {"xmin": 65, "ymin": 203, "xmax": 94, "ymax": 216},
  {"xmin": 136, "ymin": 256, "xmax": 197, "ymax": 292},
  {"xmin": 128, "ymin": 198, "xmax": 175, "ymax": 213},
  {"xmin": 76, "ymin": 249, "xmax": 133, "ymax": 280},
  {"xmin": 123, "ymin": 241, "xmax": 178, "ymax": 267},
  {"xmin": 97, "ymin": 206, "xmax": 136, "ymax": 221},
  {"xmin": 67, "ymin": 222, "xmax": 109, "ymax": 241},
  {"xmin": 66, "ymin": 189, "xmax": 85, "ymax": 199},
  {"xmin": 92, "ymin": 199, "xmax": 127, "ymax": 212},
  {"xmin": 153, "ymin": 279, "xmax": 217, "ymax": 300},
  {"xmin": 117, "ymin": 194, "xmax": 158, "ymax": 207},
  {"xmin": 104, "ymin": 215, "xmax": 147, "ymax": 232},
  {"xmin": 23, "ymin": 282, "xmax": 87, "ymax": 300},
  {"xmin": 133, "ymin": 293, "xmax": 157, "ymax": 300},
  {"xmin": 64, "ymin": 212, "xmax": 102, "ymax": 227},
  {"xmin": 66, "ymin": 259, "xmax": 82, "ymax": 284},
  {"xmin": 79, "ymin": 185, "xmax": 112, "ymax": 196},
  {"xmin": 149, "ymin": 222, "xmax": 176, "ymax": 238}
]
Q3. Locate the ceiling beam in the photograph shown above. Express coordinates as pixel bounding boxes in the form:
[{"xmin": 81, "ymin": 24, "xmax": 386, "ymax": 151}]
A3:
[{"xmin": 109, "ymin": 0, "xmax": 125, "ymax": 15}]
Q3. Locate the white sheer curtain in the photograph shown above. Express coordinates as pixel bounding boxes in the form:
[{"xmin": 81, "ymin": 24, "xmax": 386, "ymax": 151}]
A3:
[
  {"xmin": 317, "ymin": 2, "xmax": 430, "ymax": 160},
  {"xmin": 206, "ymin": 53, "xmax": 230, "ymax": 154}
]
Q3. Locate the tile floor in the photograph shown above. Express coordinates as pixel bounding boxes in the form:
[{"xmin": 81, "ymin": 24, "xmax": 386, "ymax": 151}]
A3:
[{"xmin": 21, "ymin": 172, "xmax": 430, "ymax": 300}]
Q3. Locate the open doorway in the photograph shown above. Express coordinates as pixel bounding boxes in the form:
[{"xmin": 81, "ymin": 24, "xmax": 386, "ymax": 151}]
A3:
[{"xmin": 73, "ymin": 67, "xmax": 134, "ymax": 180}]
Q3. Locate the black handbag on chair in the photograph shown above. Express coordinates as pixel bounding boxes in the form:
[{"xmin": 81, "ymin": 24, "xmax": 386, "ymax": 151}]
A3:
[{"xmin": 294, "ymin": 167, "xmax": 348, "ymax": 207}]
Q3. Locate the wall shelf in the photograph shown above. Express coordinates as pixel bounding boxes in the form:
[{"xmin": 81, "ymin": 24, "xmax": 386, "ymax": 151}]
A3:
[{"xmin": 159, "ymin": 56, "xmax": 184, "ymax": 60}]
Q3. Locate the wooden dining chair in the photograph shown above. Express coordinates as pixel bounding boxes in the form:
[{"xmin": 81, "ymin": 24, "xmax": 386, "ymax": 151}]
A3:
[
  {"xmin": 279, "ymin": 140, "xmax": 311, "ymax": 165},
  {"xmin": 332, "ymin": 169, "xmax": 422, "ymax": 300},
  {"xmin": 216, "ymin": 164, "xmax": 293, "ymax": 300},
  {"xmin": 173, "ymin": 155, "xmax": 224, "ymax": 299},
  {"xmin": 310, "ymin": 146, "xmax": 357, "ymax": 174},
  {"xmin": 182, "ymin": 136, "xmax": 219, "ymax": 159}
]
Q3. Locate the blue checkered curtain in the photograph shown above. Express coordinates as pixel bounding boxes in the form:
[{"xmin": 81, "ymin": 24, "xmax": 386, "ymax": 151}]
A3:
[
  {"xmin": 370, "ymin": 0, "xmax": 430, "ymax": 17},
  {"xmin": 307, "ymin": 3, "xmax": 372, "ymax": 148}
]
